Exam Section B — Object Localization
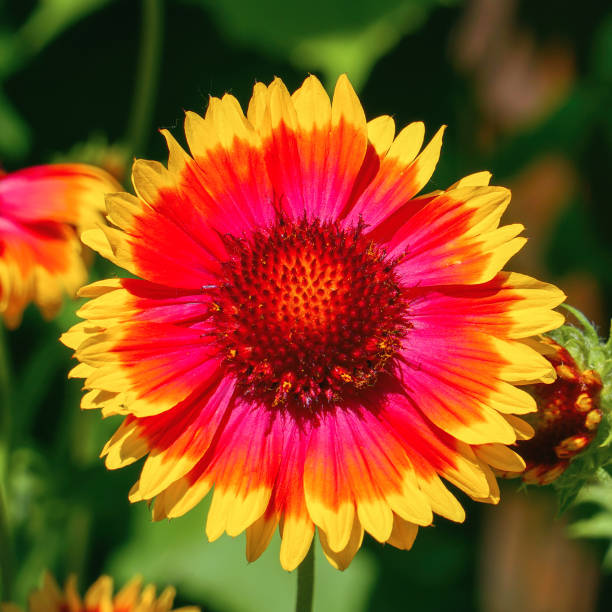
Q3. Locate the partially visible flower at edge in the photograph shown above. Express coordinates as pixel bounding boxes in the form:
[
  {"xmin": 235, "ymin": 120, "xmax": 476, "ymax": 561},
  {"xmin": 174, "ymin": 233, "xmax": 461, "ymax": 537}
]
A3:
[
  {"xmin": 0, "ymin": 164, "xmax": 121, "ymax": 328},
  {"xmin": 0, "ymin": 572, "xmax": 199, "ymax": 612},
  {"xmin": 62, "ymin": 74, "xmax": 566, "ymax": 571},
  {"xmin": 503, "ymin": 306, "xmax": 612, "ymax": 506},
  {"xmin": 501, "ymin": 334, "xmax": 603, "ymax": 485}
]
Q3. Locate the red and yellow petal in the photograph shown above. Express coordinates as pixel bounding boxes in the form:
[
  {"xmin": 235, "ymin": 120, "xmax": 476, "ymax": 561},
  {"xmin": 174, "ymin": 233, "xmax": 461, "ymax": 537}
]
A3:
[
  {"xmin": 303, "ymin": 405, "xmax": 436, "ymax": 554},
  {"xmin": 289, "ymin": 75, "xmax": 370, "ymax": 221},
  {"xmin": 75, "ymin": 321, "xmax": 222, "ymax": 417},
  {"xmin": 342, "ymin": 124, "xmax": 444, "ymax": 228},
  {"xmin": 0, "ymin": 164, "xmax": 118, "ymax": 327},
  {"xmin": 397, "ymin": 326, "xmax": 554, "ymax": 445},
  {"xmin": 268, "ymin": 418, "xmax": 315, "ymax": 571},
  {"xmin": 76, "ymin": 278, "xmax": 211, "ymax": 327},
  {"xmin": 0, "ymin": 164, "xmax": 118, "ymax": 227},
  {"xmin": 204, "ymin": 402, "xmax": 284, "ymax": 541},
  {"xmin": 387, "ymin": 186, "xmax": 525, "ymax": 287},
  {"xmin": 390, "ymin": 272, "xmax": 563, "ymax": 446},
  {"xmin": 3, "ymin": 572, "xmax": 198, "ymax": 612},
  {"xmin": 319, "ymin": 517, "xmax": 364, "ymax": 571},
  {"xmin": 303, "ymin": 412, "xmax": 356, "ymax": 552},
  {"xmin": 247, "ymin": 75, "xmax": 369, "ymax": 222},
  {"xmin": 181, "ymin": 100, "xmax": 275, "ymax": 234},
  {"xmin": 0, "ymin": 221, "xmax": 84, "ymax": 327},
  {"xmin": 150, "ymin": 397, "xmax": 286, "ymax": 553},
  {"xmin": 118, "ymin": 378, "xmax": 235, "ymax": 498},
  {"xmin": 407, "ymin": 271, "xmax": 565, "ymax": 340},
  {"xmin": 97, "ymin": 188, "xmax": 224, "ymax": 289}
]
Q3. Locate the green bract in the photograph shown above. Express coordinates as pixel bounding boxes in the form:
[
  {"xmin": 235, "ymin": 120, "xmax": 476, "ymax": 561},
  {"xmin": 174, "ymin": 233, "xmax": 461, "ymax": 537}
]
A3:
[{"xmin": 548, "ymin": 305, "xmax": 612, "ymax": 516}]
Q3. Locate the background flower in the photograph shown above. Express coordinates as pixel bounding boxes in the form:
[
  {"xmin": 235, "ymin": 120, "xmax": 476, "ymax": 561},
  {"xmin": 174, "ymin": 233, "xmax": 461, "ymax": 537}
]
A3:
[
  {"xmin": 1, "ymin": 572, "xmax": 199, "ymax": 612},
  {"xmin": 0, "ymin": 164, "xmax": 120, "ymax": 328},
  {"xmin": 502, "ymin": 335, "xmax": 604, "ymax": 486}
]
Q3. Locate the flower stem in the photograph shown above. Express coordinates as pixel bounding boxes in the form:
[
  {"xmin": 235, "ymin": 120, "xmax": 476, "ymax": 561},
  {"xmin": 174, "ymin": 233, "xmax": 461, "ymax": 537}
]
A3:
[
  {"xmin": 0, "ymin": 487, "xmax": 10, "ymax": 600},
  {"xmin": 295, "ymin": 543, "xmax": 315, "ymax": 612},
  {"xmin": 125, "ymin": 0, "xmax": 163, "ymax": 159},
  {"xmin": 0, "ymin": 324, "xmax": 13, "ymax": 599}
]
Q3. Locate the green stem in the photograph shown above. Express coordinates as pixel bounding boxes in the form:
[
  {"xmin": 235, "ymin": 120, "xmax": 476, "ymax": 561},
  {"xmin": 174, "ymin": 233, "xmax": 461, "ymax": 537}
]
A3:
[
  {"xmin": 295, "ymin": 543, "xmax": 315, "ymax": 612},
  {"xmin": 0, "ymin": 324, "xmax": 13, "ymax": 599},
  {"xmin": 0, "ymin": 490, "xmax": 10, "ymax": 600},
  {"xmin": 125, "ymin": 0, "xmax": 164, "ymax": 159}
]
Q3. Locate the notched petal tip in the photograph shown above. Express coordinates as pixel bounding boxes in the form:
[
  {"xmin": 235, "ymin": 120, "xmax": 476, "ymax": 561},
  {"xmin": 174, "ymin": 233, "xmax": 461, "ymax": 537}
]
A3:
[
  {"xmin": 318, "ymin": 519, "xmax": 364, "ymax": 571},
  {"xmin": 292, "ymin": 74, "xmax": 331, "ymax": 131},
  {"xmin": 131, "ymin": 158, "xmax": 174, "ymax": 205}
]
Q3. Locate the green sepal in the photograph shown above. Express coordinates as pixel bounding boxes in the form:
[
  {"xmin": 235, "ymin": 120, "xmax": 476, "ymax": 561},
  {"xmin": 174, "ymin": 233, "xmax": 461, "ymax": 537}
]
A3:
[
  {"xmin": 546, "ymin": 306, "xmax": 612, "ymax": 510},
  {"xmin": 549, "ymin": 306, "xmax": 612, "ymax": 562}
]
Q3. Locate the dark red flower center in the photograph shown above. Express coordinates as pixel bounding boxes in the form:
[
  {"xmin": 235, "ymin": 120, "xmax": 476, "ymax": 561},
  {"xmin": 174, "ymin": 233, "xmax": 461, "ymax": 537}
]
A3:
[{"xmin": 210, "ymin": 219, "xmax": 407, "ymax": 410}]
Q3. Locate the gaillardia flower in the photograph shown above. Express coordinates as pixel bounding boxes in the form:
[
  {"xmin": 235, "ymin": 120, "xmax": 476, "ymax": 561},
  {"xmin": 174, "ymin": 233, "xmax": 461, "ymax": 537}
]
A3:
[
  {"xmin": 0, "ymin": 572, "xmax": 198, "ymax": 612},
  {"xmin": 504, "ymin": 337, "xmax": 603, "ymax": 485},
  {"xmin": 0, "ymin": 164, "xmax": 120, "ymax": 328},
  {"xmin": 62, "ymin": 75, "xmax": 565, "ymax": 570}
]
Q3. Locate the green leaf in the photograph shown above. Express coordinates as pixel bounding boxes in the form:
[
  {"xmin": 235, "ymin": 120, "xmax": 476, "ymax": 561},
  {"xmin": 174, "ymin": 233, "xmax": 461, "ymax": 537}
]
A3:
[
  {"xmin": 558, "ymin": 484, "xmax": 583, "ymax": 515},
  {"xmin": 12, "ymin": 0, "xmax": 117, "ymax": 71},
  {"xmin": 0, "ymin": 90, "xmax": 31, "ymax": 160},
  {"xmin": 290, "ymin": 5, "xmax": 429, "ymax": 90},
  {"xmin": 591, "ymin": 14, "xmax": 612, "ymax": 84},
  {"xmin": 567, "ymin": 514, "xmax": 612, "ymax": 539},
  {"xmin": 184, "ymin": 0, "xmax": 458, "ymax": 89},
  {"xmin": 602, "ymin": 542, "xmax": 612, "ymax": 571}
]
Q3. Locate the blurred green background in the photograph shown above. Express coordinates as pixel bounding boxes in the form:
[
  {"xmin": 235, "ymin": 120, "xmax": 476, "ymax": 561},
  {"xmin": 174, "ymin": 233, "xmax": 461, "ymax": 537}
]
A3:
[{"xmin": 1, "ymin": 0, "xmax": 612, "ymax": 610}]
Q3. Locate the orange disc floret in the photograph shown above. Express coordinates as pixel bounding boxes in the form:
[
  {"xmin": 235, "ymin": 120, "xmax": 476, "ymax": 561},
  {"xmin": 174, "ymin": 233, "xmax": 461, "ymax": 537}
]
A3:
[
  {"xmin": 504, "ymin": 337, "xmax": 603, "ymax": 485},
  {"xmin": 0, "ymin": 572, "xmax": 199, "ymax": 612}
]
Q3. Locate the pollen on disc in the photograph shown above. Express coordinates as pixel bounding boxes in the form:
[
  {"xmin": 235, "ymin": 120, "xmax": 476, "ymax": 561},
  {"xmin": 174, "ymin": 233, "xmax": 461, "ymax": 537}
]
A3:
[{"xmin": 209, "ymin": 219, "xmax": 408, "ymax": 411}]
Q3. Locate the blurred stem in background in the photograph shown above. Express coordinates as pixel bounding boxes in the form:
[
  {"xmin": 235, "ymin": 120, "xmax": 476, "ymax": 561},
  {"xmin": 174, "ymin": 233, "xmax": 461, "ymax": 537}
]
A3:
[
  {"xmin": 0, "ymin": 325, "xmax": 13, "ymax": 599},
  {"xmin": 54, "ymin": 0, "xmax": 164, "ymax": 582},
  {"xmin": 125, "ymin": 0, "xmax": 164, "ymax": 160},
  {"xmin": 296, "ymin": 544, "xmax": 315, "ymax": 612}
]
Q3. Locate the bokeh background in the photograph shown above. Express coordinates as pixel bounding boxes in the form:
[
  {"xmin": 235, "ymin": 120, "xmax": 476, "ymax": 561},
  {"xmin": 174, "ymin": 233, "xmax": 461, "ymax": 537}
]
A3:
[{"xmin": 1, "ymin": 0, "xmax": 612, "ymax": 610}]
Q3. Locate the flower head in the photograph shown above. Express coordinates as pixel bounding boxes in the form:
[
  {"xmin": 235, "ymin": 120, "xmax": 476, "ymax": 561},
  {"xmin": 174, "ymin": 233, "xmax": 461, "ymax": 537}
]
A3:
[
  {"xmin": 505, "ymin": 337, "xmax": 603, "ymax": 485},
  {"xmin": 62, "ymin": 75, "xmax": 565, "ymax": 570},
  {"xmin": 501, "ymin": 306, "xmax": 612, "ymax": 507},
  {"xmin": 0, "ymin": 164, "xmax": 120, "ymax": 328},
  {"xmin": 0, "ymin": 572, "xmax": 198, "ymax": 612}
]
